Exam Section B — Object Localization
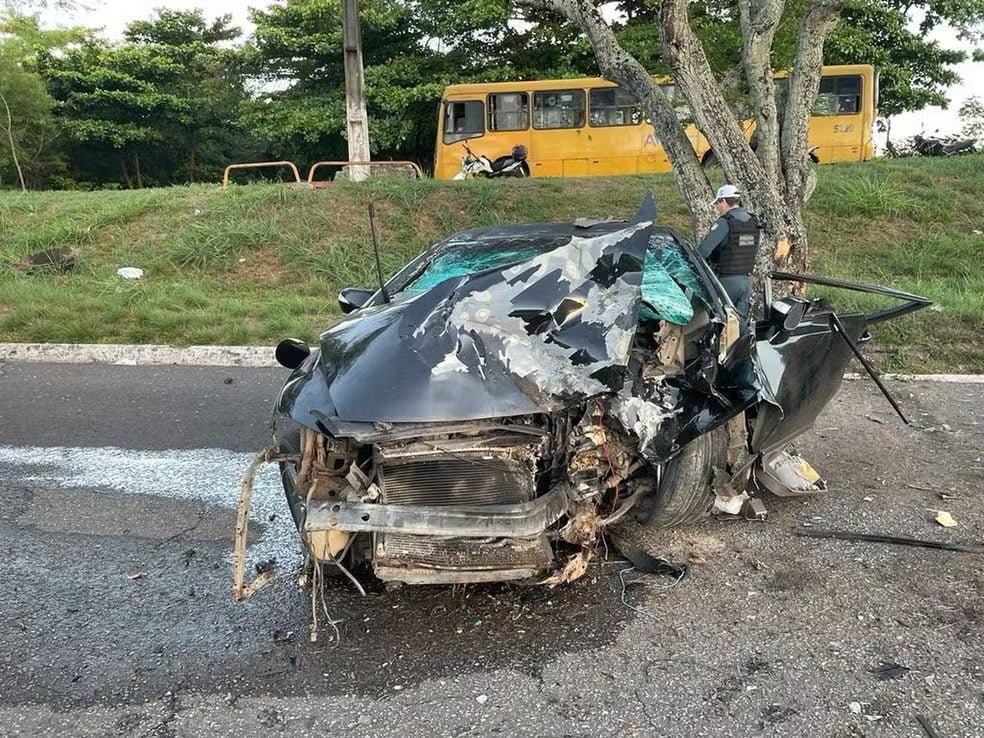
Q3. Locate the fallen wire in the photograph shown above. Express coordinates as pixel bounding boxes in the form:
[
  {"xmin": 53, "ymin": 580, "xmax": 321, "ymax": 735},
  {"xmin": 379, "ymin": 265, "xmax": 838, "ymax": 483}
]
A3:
[
  {"xmin": 915, "ymin": 714, "xmax": 943, "ymax": 738},
  {"xmin": 618, "ymin": 565, "xmax": 685, "ymax": 620},
  {"xmin": 795, "ymin": 528, "xmax": 984, "ymax": 554}
]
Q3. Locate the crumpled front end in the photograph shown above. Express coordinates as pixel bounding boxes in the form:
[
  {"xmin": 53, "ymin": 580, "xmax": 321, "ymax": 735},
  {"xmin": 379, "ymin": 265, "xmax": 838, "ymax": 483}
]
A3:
[{"xmin": 235, "ymin": 194, "xmax": 931, "ymax": 595}]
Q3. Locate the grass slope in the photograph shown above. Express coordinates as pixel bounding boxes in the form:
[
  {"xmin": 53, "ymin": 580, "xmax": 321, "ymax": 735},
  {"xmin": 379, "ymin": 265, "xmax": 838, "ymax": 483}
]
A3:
[{"xmin": 1, "ymin": 155, "xmax": 982, "ymax": 372}]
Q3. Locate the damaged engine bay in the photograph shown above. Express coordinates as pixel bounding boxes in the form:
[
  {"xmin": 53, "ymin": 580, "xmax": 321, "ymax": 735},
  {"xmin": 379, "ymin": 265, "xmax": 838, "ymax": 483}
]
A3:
[{"xmin": 233, "ymin": 193, "xmax": 930, "ymax": 599}]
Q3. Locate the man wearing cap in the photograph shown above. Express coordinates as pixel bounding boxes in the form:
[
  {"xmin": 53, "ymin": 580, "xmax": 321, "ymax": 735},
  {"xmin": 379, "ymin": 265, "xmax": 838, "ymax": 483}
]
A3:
[{"xmin": 698, "ymin": 184, "xmax": 761, "ymax": 326}]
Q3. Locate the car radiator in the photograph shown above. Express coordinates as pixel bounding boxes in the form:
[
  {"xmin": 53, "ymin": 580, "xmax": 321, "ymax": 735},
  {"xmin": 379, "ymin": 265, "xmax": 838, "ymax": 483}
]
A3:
[{"xmin": 372, "ymin": 435, "xmax": 553, "ymax": 583}]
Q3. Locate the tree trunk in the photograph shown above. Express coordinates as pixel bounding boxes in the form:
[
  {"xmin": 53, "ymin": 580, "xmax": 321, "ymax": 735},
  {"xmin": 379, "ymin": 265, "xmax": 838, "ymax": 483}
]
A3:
[
  {"xmin": 133, "ymin": 151, "xmax": 143, "ymax": 189},
  {"xmin": 738, "ymin": 0, "xmax": 784, "ymax": 186},
  {"xmin": 781, "ymin": 1, "xmax": 842, "ymax": 210},
  {"xmin": 120, "ymin": 150, "xmax": 132, "ymax": 189},
  {"xmin": 538, "ymin": 0, "xmax": 715, "ymax": 232},
  {"xmin": 531, "ymin": 0, "xmax": 842, "ymax": 317},
  {"xmin": 0, "ymin": 91, "xmax": 27, "ymax": 193}
]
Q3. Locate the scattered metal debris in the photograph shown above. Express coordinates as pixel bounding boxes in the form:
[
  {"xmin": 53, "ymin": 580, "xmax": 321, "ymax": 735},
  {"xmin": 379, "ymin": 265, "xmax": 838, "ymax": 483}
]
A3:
[
  {"xmin": 794, "ymin": 528, "xmax": 984, "ymax": 554},
  {"xmin": 232, "ymin": 447, "xmax": 289, "ymax": 601}
]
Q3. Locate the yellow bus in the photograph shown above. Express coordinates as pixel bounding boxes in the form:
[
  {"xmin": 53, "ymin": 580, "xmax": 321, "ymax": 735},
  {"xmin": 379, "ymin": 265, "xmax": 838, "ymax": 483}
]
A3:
[{"xmin": 434, "ymin": 64, "xmax": 877, "ymax": 180}]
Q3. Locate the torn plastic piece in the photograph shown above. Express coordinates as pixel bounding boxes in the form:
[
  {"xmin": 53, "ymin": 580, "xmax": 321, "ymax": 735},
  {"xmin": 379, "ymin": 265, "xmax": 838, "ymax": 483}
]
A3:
[
  {"xmin": 714, "ymin": 491, "xmax": 748, "ymax": 515},
  {"xmin": 757, "ymin": 450, "xmax": 826, "ymax": 497},
  {"xmin": 869, "ymin": 660, "xmax": 910, "ymax": 681},
  {"xmin": 117, "ymin": 266, "xmax": 144, "ymax": 279},
  {"xmin": 742, "ymin": 497, "xmax": 768, "ymax": 521},
  {"xmin": 934, "ymin": 510, "xmax": 958, "ymax": 528}
]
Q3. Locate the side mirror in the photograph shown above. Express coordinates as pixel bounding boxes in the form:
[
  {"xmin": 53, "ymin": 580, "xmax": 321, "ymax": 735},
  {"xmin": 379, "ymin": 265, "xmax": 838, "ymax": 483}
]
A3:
[
  {"xmin": 770, "ymin": 296, "xmax": 810, "ymax": 332},
  {"xmin": 275, "ymin": 338, "xmax": 311, "ymax": 370},
  {"xmin": 338, "ymin": 286, "xmax": 376, "ymax": 314}
]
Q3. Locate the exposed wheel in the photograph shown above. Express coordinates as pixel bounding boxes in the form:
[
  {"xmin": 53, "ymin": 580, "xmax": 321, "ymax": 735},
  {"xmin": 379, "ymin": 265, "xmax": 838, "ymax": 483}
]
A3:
[
  {"xmin": 276, "ymin": 428, "xmax": 305, "ymax": 528},
  {"xmin": 633, "ymin": 426, "xmax": 728, "ymax": 529}
]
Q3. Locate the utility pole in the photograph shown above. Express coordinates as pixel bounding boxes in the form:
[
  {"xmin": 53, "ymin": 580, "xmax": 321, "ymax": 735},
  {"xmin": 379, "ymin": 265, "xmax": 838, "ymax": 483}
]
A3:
[{"xmin": 341, "ymin": 0, "xmax": 371, "ymax": 181}]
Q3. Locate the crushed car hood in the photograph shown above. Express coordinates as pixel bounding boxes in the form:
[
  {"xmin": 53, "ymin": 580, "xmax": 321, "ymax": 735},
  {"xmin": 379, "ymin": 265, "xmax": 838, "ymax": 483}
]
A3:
[{"xmin": 279, "ymin": 218, "xmax": 653, "ymax": 425}]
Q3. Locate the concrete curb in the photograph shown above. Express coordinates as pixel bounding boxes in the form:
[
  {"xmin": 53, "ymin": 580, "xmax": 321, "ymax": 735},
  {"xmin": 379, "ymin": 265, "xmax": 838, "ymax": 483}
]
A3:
[
  {"xmin": 2, "ymin": 343, "xmax": 983, "ymax": 382},
  {"xmin": 0, "ymin": 343, "xmax": 279, "ymax": 368}
]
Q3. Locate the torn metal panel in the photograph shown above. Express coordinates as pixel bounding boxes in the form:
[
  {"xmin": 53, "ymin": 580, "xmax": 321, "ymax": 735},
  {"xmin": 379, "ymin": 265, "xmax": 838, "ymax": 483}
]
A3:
[
  {"xmin": 279, "ymin": 218, "xmax": 652, "ymax": 426},
  {"xmin": 751, "ymin": 306, "xmax": 867, "ymax": 454},
  {"xmin": 304, "ymin": 484, "xmax": 572, "ymax": 538}
]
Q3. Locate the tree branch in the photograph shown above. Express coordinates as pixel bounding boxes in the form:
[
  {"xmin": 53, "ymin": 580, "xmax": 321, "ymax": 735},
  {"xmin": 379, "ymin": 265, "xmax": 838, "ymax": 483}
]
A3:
[
  {"xmin": 781, "ymin": 0, "xmax": 843, "ymax": 205},
  {"xmin": 658, "ymin": 0, "xmax": 771, "ymax": 215},
  {"xmin": 0, "ymin": 91, "xmax": 27, "ymax": 193},
  {"xmin": 524, "ymin": 0, "xmax": 715, "ymax": 231},
  {"xmin": 739, "ymin": 0, "xmax": 784, "ymax": 186}
]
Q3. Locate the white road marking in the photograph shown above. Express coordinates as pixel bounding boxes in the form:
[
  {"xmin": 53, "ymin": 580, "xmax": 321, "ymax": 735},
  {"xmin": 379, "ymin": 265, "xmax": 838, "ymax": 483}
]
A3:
[
  {"xmin": 0, "ymin": 445, "xmax": 301, "ymax": 570},
  {"xmin": 0, "ymin": 343, "xmax": 279, "ymax": 367}
]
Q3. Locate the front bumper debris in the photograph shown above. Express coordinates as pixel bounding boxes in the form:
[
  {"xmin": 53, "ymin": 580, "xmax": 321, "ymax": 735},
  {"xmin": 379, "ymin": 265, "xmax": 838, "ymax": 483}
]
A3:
[{"xmin": 304, "ymin": 484, "xmax": 572, "ymax": 538}]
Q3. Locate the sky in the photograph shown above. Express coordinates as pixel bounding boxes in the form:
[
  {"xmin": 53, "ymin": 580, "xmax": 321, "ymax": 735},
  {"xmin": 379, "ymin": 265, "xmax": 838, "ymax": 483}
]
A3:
[{"xmin": 42, "ymin": 0, "xmax": 984, "ymax": 140}]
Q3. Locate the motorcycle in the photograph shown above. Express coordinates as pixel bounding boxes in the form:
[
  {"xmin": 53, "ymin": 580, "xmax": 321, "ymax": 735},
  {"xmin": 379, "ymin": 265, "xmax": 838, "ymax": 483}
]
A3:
[
  {"xmin": 910, "ymin": 133, "xmax": 977, "ymax": 157},
  {"xmin": 452, "ymin": 142, "xmax": 530, "ymax": 179}
]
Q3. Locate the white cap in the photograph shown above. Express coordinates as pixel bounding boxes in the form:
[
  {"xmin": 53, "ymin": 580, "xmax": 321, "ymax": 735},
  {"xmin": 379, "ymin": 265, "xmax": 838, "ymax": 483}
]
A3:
[{"xmin": 714, "ymin": 184, "xmax": 741, "ymax": 202}]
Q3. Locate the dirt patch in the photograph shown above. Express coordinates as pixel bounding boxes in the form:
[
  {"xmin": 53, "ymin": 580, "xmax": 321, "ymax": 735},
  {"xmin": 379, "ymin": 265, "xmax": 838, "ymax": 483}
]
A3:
[{"xmin": 231, "ymin": 249, "xmax": 285, "ymax": 285}]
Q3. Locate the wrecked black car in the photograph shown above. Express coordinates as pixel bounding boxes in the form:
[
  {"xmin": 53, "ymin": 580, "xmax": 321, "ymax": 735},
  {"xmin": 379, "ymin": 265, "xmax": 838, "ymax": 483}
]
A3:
[{"xmin": 234, "ymin": 194, "xmax": 929, "ymax": 594}]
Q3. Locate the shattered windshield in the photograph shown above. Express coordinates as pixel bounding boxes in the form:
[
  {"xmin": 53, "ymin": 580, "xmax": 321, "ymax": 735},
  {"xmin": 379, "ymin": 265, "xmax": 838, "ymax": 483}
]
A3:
[{"xmin": 404, "ymin": 228, "xmax": 710, "ymax": 326}]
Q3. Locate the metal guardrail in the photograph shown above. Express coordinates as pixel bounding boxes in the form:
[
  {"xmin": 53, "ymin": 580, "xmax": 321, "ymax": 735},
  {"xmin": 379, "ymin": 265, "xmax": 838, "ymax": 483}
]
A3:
[
  {"xmin": 222, "ymin": 161, "xmax": 302, "ymax": 188},
  {"xmin": 222, "ymin": 160, "xmax": 425, "ymax": 188},
  {"xmin": 307, "ymin": 160, "xmax": 424, "ymax": 187}
]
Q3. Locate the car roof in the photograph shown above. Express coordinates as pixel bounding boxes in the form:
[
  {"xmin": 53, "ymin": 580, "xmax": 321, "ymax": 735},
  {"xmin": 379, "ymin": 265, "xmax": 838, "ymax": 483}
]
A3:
[{"xmin": 434, "ymin": 221, "xmax": 684, "ymax": 252}]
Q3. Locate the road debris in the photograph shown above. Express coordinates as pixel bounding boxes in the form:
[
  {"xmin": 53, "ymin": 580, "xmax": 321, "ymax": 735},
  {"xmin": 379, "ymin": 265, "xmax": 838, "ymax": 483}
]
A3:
[
  {"xmin": 116, "ymin": 266, "xmax": 144, "ymax": 279},
  {"xmin": 794, "ymin": 528, "xmax": 984, "ymax": 554},
  {"xmin": 232, "ymin": 447, "xmax": 290, "ymax": 601},
  {"xmin": 869, "ymin": 660, "xmax": 910, "ymax": 680},
  {"xmin": 916, "ymin": 714, "xmax": 943, "ymax": 738},
  {"xmin": 934, "ymin": 511, "xmax": 958, "ymax": 528},
  {"xmin": 127, "ymin": 572, "xmax": 146, "ymax": 580}
]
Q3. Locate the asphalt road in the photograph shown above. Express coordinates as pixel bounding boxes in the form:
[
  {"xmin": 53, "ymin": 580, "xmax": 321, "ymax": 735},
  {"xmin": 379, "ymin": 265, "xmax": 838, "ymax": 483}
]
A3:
[{"xmin": 1, "ymin": 362, "xmax": 982, "ymax": 737}]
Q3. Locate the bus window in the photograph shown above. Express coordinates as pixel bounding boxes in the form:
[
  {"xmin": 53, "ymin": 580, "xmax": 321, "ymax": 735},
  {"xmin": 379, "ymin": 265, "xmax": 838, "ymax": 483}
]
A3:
[
  {"xmin": 533, "ymin": 90, "xmax": 585, "ymax": 129},
  {"xmin": 589, "ymin": 87, "xmax": 642, "ymax": 127},
  {"xmin": 487, "ymin": 92, "xmax": 529, "ymax": 131},
  {"xmin": 815, "ymin": 75, "xmax": 862, "ymax": 115},
  {"xmin": 658, "ymin": 84, "xmax": 690, "ymax": 120},
  {"xmin": 444, "ymin": 100, "xmax": 484, "ymax": 143}
]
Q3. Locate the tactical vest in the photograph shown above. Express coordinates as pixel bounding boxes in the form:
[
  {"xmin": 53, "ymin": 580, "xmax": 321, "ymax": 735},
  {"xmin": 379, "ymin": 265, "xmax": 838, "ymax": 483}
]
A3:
[{"xmin": 713, "ymin": 211, "xmax": 760, "ymax": 276}]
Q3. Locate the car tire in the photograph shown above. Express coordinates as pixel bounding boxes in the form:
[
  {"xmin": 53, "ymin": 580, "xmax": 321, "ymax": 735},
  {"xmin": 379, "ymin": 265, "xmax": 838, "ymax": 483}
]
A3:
[
  {"xmin": 634, "ymin": 426, "xmax": 728, "ymax": 529},
  {"xmin": 276, "ymin": 428, "xmax": 305, "ymax": 529}
]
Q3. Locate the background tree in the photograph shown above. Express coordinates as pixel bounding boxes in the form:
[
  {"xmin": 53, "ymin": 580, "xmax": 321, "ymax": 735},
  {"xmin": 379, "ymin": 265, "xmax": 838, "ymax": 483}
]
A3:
[
  {"xmin": 517, "ymin": 0, "xmax": 982, "ymax": 311},
  {"xmin": 243, "ymin": 0, "xmax": 457, "ymax": 167},
  {"xmin": 959, "ymin": 96, "xmax": 984, "ymax": 141},
  {"xmin": 0, "ymin": 11, "xmax": 85, "ymax": 189},
  {"xmin": 39, "ymin": 9, "xmax": 254, "ymax": 187}
]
